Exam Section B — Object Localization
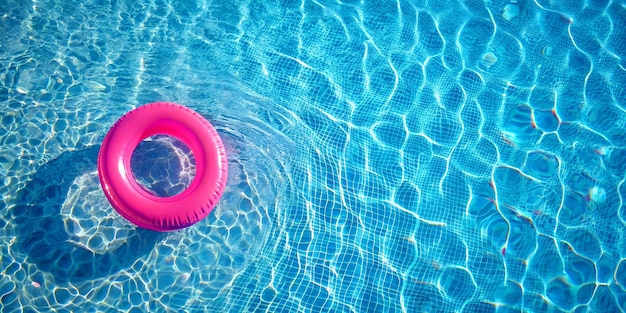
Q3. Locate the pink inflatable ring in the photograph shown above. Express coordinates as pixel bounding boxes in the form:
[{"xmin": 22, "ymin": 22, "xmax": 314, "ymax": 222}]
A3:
[{"xmin": 97, "ymin": 102, "xmax": 228, "ymax": 232}]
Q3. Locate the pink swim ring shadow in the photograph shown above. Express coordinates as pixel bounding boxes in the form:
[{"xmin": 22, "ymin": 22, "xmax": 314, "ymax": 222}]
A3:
[{"xmin": 97, "ymin": 102, "xmax": 228, "ymax": 232}]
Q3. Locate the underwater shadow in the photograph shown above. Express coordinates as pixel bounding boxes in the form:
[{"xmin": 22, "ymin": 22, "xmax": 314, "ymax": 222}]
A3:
[{"xmin": 10, "ymin": 145, "xmax": 166, "ymax": 284}]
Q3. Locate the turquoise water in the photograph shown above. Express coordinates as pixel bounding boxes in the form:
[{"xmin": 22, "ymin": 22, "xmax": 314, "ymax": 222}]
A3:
[{"xmin": 1, "ymin": 0, "xmax": 626, "ymax": 312}]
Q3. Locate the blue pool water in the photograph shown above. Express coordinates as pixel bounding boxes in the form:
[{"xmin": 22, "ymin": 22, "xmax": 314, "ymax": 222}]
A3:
[{"xmin": 2, "ymin": 0, "xmax": 626, "ymax": 312}]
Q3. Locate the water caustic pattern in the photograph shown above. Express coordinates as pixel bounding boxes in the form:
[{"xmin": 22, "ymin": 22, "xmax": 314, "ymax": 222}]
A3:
[{"xmin": 1, "ymin": 0, "xmax": 626, "ymax": 312}]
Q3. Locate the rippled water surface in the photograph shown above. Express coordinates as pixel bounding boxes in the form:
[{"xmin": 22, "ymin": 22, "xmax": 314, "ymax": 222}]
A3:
[{"xmin": 1, "ymin": 0, "xmax": 626, "ymax": 312}]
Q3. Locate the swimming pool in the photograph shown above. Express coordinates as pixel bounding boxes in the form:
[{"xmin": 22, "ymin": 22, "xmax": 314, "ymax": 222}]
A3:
[{"xmin": 1, "ymin": 0, "xmax": 626, "ymax": 312}]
